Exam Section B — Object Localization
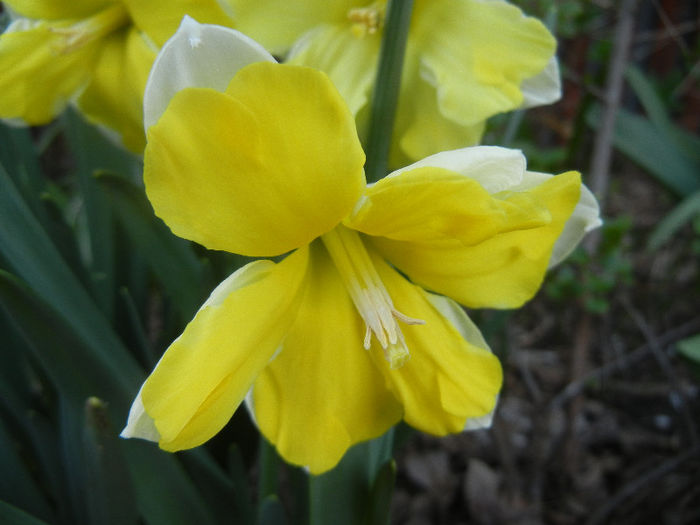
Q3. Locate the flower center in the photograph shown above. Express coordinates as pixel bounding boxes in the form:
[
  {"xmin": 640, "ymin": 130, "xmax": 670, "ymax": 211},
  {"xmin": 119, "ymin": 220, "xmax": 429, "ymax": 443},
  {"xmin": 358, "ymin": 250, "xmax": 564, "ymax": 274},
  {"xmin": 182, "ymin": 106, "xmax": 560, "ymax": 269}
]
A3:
[
  {"xmin": 347, "ymin": 2, "xmax": 386, "ymax": 38},
  {"xmin": 321, "ymin": 225, "xmax": 424, "ymax": 369},
  {"xmin": 50, "ymin": 4, "xmax": 130, "ymax": 55}
]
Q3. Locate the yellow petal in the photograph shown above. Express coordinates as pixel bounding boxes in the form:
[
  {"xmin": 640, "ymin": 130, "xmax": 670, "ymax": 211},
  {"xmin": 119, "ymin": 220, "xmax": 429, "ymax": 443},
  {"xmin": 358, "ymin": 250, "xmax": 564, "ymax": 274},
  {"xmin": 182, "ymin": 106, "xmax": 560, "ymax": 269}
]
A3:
[
  {"xmin": 414, "ymin": 0, "xmax": 556, "ymax": 126},
  {"xmin": 76, "ymin": 26, "xmax": 156, "ymax": 153},
  {"xmin": 288, "ymin": 23, "xmax": 380, "ymax": 116},
  {"xmin": 227, "ymin": 0, "xmax": 355, "ymax": 55},
  {"xmin": 251, "ymin": 241, "xmax": 402, "ymax": 474},
  {"xmin": 121, "ymin": 0, "xmax": 233, "ymax": 47},
  {"xmin": 368, "ymin": 252, "xmax": 502, "ymax": 435},
  {"xmin": 145, "ymin": 62, "xmax": 365, "ymax": 257},
  {"xmin": 394, "ymin": 76, "xmax": 485, "ymax": 165},
  {"xmin": 365, "ymin": 171, "xmax": 582, "ymax": 308},
  {"xmin": 347, "ymin": 166, "xmax": 551, "ymax": 247},
  {"xmin": 139, "ymin": 247, "xmax": 309, "ymax": 451},
  {"xmin": 0, "ymin": 19, "xmax": 99, "ymax": 124},
  {"xmin": 3, "ymin": 0, "xmax": 110, "ymax": 20}
]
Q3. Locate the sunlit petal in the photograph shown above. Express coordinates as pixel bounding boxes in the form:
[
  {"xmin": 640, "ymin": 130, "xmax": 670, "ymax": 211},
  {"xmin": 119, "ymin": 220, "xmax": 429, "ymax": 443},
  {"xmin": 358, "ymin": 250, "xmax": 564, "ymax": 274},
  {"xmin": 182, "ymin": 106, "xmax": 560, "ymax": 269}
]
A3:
[
  {"xmin": 143, "ymin": 16, "xmax": 274, "ymax": 130},
  {"xmin": 137, "ymin": 248, "xmax": 309, "ymax": 451},
  {"xmin": 145, "ymin": 63, "xmax": 365, "ymax": 256},
  {"xmin": 3, "ymin": 0, "xmax": 110, "ymax": 20},
  {"xmin": 76, "ymin": 26, "xmax": 156, "ymax": 153},
  {"xmin": 251, "ymin": 241, "xmax": 402, "ymax": 474}
]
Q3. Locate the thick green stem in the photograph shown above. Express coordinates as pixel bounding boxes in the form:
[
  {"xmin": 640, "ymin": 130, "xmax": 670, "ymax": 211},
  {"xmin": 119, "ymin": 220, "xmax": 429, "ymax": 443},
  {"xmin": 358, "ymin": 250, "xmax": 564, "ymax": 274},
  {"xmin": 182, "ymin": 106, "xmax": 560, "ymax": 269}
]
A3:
[{"xmin": 364, "ymin": 0, "xmax": 414, "ymax": 183}]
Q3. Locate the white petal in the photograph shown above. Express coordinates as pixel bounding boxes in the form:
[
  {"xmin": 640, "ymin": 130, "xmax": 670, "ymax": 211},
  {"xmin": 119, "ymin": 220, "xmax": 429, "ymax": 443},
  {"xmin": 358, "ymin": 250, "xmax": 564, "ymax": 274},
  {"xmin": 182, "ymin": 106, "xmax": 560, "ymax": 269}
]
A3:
[
  {"xmin": 386, "ymin": 146, "xmax": 526, "ymax": 194},
  {"xmin": 520, "ymin": 56, "xmax": 562, "ymax": 109},
  {"xmin": 120, "ymin": 391, "xmax": 161, "ymax": 442},
  {"xmin": 143, "ymin": 15, "xmax": 275, "ymax": 130}
]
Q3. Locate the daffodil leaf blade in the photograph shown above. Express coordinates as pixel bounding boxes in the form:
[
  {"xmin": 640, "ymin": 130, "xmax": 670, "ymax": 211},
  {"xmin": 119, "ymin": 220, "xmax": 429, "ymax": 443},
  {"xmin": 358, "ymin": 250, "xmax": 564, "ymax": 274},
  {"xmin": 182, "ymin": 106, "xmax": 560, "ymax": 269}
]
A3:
[
  {"xmin": 0, "ymin": 500, "xmax": 51, "ymax": 525},
  {"xmin": 95, "ymin": 171, "xmax": 206, "ymax": 320}
]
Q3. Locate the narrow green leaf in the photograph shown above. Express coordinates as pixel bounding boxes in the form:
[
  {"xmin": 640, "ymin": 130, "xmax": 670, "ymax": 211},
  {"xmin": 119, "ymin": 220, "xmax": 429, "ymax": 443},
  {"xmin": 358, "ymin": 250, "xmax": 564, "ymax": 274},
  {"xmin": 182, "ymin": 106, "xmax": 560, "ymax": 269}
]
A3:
[
  {"xmin": 364, "ymin": 0, "xmax": 415, "ymax": 183},
  {"xmin": 586, "ymin": 104, "xmax": 700, "ymax": 196},
  {"xmin": 367, "ymin": 460, "xmax": 397, "ymax": 525},
  {"xmin": 0, "ymin": 418, "xmax": 55, "ymax": 523},
  {"xmin": 310, "ymin": 431, "xmax": 394, "ymax": 525},
  {"xmin": 96, "ymin": 172, "xmax": 205, "ymax": 320},
  {"xmin": 83, "ymin": 397, "xmax": 139, "ymax": 525},
  {"xmin": 228, "ymin": 444, "xmax": 256, "ymax": 525},
  {"xmin": 647, "ymin": 190, "xmax": 700, "ymax": 251},
  {"xmin": 0, "ymin": 165, "xmax": 142, "ymax": 397},
  {"xmin": 258, "ymin": 496, "xmax": 288, "ymax": 525},
  {"xmin": 0, "ymin": 500, "xmax": 51, "ymax": 525},
  {"xmin": 677, "ymin": 334, "xmax": 700, "ymax": 364}
]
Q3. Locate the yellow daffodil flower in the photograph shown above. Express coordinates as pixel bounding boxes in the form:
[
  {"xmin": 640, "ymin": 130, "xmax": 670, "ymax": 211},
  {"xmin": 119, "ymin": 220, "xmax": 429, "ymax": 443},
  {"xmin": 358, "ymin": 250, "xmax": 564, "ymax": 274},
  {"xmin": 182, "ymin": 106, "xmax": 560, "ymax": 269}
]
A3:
[
  {"xmin": 0, "ymin": 0, "xmax": 232, "ymax": 152},
  {"xmin": 226, "ymin": 0, "xmax": 562, "ymax": 167},
  {"xmin": 121, "ymin": 19, "xmax": 601, "ymax": 474}
]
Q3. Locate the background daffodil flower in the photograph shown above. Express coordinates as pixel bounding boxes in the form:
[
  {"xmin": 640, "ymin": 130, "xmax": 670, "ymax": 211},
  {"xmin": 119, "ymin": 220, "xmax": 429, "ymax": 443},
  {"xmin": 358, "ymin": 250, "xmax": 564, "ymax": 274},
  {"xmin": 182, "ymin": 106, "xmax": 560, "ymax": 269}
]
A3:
[
  {"xmin": 225, "ymin": 0, "xmax": 562, "ymax": 167},
  {"xmin": 0, "ymin": 0, "xmax": 232, "ymax": 152},
  {"xmin": 121, "ymin": 19, "xmax": 601, "ymax": 474}
]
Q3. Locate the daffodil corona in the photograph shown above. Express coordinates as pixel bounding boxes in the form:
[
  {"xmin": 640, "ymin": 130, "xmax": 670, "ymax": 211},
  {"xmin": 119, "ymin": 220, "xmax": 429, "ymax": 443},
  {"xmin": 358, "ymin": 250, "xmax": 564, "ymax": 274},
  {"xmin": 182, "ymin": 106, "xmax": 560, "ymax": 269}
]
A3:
[
  {"xmin": 121, "ymin": 19, "xmax": 601, "ymax": 474},
  {"xmin": 226, "ymin": 0, "xmax": 563, "ymax": 166},
  {"xmin": 0, "ymin": 0, "xmax": 232, "ymax": 151}
]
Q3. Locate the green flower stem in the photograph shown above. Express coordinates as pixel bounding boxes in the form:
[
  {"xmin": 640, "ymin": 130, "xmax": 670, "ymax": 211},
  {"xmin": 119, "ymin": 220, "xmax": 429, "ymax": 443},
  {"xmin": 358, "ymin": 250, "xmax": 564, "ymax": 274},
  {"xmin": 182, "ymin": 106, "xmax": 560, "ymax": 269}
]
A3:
[{"xmin": 364, "ymin": 0, "xmax": 415, "ymax": 183}]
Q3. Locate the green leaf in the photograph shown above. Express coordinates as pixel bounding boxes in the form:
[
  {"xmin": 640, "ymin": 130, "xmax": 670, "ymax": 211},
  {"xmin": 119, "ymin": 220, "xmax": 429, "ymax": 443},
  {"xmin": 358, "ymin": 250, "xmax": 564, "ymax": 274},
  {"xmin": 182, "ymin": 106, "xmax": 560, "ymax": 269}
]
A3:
[
  {"xmin": 83, "ymin": 397, "xmax": 139, "ymax": 525},
  {"xmin": 228, "ymin": 444, "xmax": 256, "ymax": 525},
  {"xmin": 309, "ymin": 430, "xmax": 394, "ymax": 525},
  {"xmin": 585, "ymin": 104, "xmax": 700, "ymax": 197},
  {"xmin": 367, "ymin": 460, "xmax": 396, "ymax": 525},
  {"xmin": 258, "ymin": 496, "xmax": 288, "ymax": 525},
  {"xmin": 647, "ymin": 190, "xmax": 700, "ymax": 251},
  {"xmin": 677, "ymin": 334, "xmax": 700, "ymax": 364},
  {"xmin": 0, "ymin": 500, "xmax": 51, "ymax": 525},
  {"xmin": 96, "ymin": 172, "xmax": 205, "ymax": 320},
  {"xmin": 0, "ymin": 164, "xmax": 142, "ymax": 400}
]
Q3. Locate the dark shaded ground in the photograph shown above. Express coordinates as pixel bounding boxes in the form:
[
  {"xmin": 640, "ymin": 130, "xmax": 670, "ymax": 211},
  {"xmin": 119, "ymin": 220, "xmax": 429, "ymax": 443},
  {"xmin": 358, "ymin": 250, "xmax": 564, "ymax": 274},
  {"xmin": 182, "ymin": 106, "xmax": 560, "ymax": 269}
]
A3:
[{"xmin": 390, "ymin": 2, "xmax": 700, "ymax": 524}]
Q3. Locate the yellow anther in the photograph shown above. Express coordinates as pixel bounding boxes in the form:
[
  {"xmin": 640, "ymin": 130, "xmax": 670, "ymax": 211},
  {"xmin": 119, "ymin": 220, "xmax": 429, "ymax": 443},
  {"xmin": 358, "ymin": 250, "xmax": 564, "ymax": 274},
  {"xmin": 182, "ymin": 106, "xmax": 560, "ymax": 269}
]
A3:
[
  {"xmin": 321, "ymin": 226, "xmax": 424, "ymax": 368},
  {"xmin": 50, "ymin": 4, "xmax": 129, "ymax": 55},
  {"xmin": 347, "ymin": 2, "xmax": 386, "ymax": 38}
]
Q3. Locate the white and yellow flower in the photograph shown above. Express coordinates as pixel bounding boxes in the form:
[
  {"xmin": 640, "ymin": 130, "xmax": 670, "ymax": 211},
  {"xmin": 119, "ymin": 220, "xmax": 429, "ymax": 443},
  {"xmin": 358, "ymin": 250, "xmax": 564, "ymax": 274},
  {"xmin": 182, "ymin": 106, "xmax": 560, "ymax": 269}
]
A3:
[
  {"xmin": 121, "ymin": 19, "xmax": 600, "ymax": 474},
  {"xmin": 0, "ymin": 0, "xmax": 232, "ymax": 151},
  {"xmin": 227, "ymin": 0, "xmax": 562, "ymax": 166}
]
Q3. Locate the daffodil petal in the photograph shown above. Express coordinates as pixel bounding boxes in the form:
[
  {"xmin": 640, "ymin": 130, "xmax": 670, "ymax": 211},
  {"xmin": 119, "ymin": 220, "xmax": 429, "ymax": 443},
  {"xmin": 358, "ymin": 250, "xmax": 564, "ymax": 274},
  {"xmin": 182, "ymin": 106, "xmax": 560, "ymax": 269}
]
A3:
[
  {"xmin": 415, "ymin": 0, "xmax": 556, "ymax": 125},
  {"xmin": 510, "ymin": 171, "xmax": 602, "ymax": 267},
  {"xmin": 251, "ymin": 241, "xmax": 402, "ymax": 474},
  {"xmin": 0, "ymin": 19, "xmax": 99, "ymax": 124},
  {"xmin": 395, "ymin": 76, "xmax": 485, "ymax": 164},
  {"xmin": 365, "ymin": 171, "xmax": 582, "ymax": 308},
  {"xmin": 144, "ymin": 16, "xmax": 274, "ymax": 130},
  {"xmin": 520, "ymin": 56, "xmax": 561, "ymax": 109},
  {"xmin": 386, "ymin": 146, "xmax": 526, "ymax": 194},
  {"xmin": 121, "ymin": 0, "xmax": 233, "ymax": 47},
  {"xmin": 288, "ymin": 23, "xmax": 380, "ymax": 116},
  {"xmin": 347, "ymin": 165, "xmax": 551, "ymax": 247},
  {"xmin": 368, "ymin": 253, "xmax": 502, "ymax": 435},
  {"xmin": 76, "ymin": 26, "xmax": 155, "ymax": 153},
  {"xmin": 3, "ymin": 0, "xmax": 110, "ymax": 20},
  {"xmin": 145, "ymin": 62, "xmax": 365, "ymax": 257},
  {"xmin": 135, "ymin": 248, "xmax": 309, "ymax": 451},
  {"xmin": 227, "ymin": 0, "xmax": 354, "ymax": 55}
]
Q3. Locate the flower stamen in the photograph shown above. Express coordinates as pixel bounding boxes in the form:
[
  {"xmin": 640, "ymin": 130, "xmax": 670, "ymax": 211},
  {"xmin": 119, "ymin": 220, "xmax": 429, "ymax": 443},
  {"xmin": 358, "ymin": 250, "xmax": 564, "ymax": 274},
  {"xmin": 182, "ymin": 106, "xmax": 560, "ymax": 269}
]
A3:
[
  {"xmin": 347, "ymin": 2, "xmax": 386, "ymax": 38},
  {"xmin": 321, "ymin": 226, "xmax": 424, "ymax": 368},
  {"xmin": 50, "ymin": 4, "xmax": 129, "ymax": 55}
]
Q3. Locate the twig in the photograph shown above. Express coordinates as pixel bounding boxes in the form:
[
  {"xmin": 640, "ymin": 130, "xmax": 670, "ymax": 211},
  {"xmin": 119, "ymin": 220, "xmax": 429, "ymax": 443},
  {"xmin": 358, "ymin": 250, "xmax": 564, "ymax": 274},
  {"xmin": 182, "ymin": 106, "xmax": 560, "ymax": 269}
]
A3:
[
  {"xmin": 620, "ymin": 296, "xmax": 699, "ymax": 446},
  {"xmin": 585, "ymin": 0, "xmax": 639, "ymax": 252},
  {"xmin": 550, "ymin": 316, "xmax": 700, "ymax": 409},
  {"xmin": 585, "ymin": 443, "xmax": 700, "ymax": 525}
]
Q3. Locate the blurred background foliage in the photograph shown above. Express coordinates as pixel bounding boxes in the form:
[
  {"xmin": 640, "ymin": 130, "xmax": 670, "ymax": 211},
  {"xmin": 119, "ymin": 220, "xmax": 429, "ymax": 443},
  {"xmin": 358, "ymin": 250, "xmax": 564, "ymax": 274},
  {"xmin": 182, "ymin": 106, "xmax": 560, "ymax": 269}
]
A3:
[{"xmin": 0, "ymin": 1, "xmax": 699, "ymax": 524}]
